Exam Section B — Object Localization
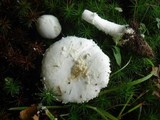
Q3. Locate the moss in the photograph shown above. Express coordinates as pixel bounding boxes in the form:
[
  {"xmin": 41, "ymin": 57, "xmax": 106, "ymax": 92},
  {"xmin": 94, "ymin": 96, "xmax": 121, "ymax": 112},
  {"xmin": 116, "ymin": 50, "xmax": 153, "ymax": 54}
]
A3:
[{"xmin": 0, "ymin": 0, "xmax": 160, "ymax": 119}]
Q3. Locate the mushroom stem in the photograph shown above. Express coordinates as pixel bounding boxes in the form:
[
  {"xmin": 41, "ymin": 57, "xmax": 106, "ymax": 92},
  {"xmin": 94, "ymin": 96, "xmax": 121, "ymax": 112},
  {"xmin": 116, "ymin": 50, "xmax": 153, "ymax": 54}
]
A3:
[
  {"xmin": 82, "ymin": 9, "xmax": 154, "ymax": 57},
  {"xmin": 82, "ymin": 9, "xmax": 127, "ymax": 38}
]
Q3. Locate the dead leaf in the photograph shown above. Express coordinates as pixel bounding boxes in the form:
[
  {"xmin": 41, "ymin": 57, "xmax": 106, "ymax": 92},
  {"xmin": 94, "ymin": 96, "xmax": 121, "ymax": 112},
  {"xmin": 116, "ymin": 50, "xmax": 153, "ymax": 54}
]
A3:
[
  {"xmin": 19, "ymin": 104, "xmax": 38, "ymax": 120},
  {"xmin": 32, "ymin": 115, "xmax": 39, "ymax": 120},
  {"xmin": 152, "ymin": 66, "xmax": 159, "ymax": 77},
  {"xmin": 121, "ymin": 32, "xmax": 154, "ymax": 57},
  {"xmin": 152, "ymin": 91, "xmax": 160, "ymax": 98},
  {"xmin": 151, "ymin": 65, "xmax": 160, "ymax": 99}
]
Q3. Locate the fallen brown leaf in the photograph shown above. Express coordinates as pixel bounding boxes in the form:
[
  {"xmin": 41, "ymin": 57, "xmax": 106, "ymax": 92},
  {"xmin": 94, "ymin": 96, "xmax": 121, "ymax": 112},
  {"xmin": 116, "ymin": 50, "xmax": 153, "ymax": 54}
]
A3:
[
  {"xmin": 152, "ymin": 91, "xmax": 160, "ymax": 98},
  {"xmin": 152, "ymin": 65, "xmax": 160, "ymax": 99},
  {"xmin": 32, "ymin": 115, "xmax": 39, "ymax": 120},
  {"xmin": 19, "ymin": 104, "xmax": 38, "ymax": 120}
]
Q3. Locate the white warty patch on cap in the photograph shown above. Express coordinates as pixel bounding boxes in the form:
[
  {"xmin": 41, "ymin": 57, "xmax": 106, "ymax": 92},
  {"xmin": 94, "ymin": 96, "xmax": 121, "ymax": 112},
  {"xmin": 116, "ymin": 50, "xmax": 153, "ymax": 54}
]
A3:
[
  {"xmin": 41, "ymin": 36, "xmax": 111, "ymax": 103},
  {"xmin": 36, "ymin": 15, "xmax": 62, "ymax": 39}
]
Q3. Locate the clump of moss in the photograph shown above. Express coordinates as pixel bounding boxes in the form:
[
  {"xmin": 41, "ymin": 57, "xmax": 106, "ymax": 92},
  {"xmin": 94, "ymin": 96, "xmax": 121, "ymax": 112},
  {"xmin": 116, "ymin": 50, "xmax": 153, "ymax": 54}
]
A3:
[{"xmin": 0, "ymin": 0, "xmax": 160, "ymax": 119}]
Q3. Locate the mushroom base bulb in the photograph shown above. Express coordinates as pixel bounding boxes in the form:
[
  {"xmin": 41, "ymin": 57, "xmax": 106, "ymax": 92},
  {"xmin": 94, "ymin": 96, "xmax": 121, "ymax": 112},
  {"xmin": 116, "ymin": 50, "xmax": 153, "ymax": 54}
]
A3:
[
  {"xmin": 42, "ymin": 36, "xmax": 111, "ymax": 103},
  {"xmin": 36, "ymin": 15, "xmax": 62, "ymax": 39}
]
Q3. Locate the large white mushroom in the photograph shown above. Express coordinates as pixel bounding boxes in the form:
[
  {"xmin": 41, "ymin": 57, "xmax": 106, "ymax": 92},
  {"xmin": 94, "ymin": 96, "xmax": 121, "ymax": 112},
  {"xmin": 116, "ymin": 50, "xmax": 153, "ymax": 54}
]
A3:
[
  {"xmin": 41, "ymin": 36, "xmax": 111, "ymax": 103},
  {"xmin": 36, "ymin": 15, "xmax": 62, "ymax": 39}
]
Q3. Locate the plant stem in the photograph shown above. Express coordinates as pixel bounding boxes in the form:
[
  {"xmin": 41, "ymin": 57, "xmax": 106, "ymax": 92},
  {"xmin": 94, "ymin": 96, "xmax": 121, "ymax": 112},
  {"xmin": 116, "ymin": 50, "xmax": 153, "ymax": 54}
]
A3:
[
  {"xmin": 118, "ymin": 94, "xmax": 133, "ymax": 118},
  {"xmin": 8, "ymin": 105, "xmax": 69, "ymax": 111},
  {"xmin": 45, "ymin": 108, "xmax": 56, "ymax": 120}
]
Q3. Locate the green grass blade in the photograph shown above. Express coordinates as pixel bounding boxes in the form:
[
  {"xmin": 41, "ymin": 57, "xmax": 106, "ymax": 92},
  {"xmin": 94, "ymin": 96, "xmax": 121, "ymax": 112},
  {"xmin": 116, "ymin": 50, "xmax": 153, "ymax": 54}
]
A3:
[
  {"xmin": 46, "ymin": 105, "xmax": 69, "ymax": 109},
  {"xmin": 100, "ymin": 87, "xmax": 119, "ymax": 95},
  {"xmin": 127, "ymin": 72, "xmax": 154, "ymax": 86},
  {"xmin": 112, "ymin": 46, "xmax": 121, "ymax": 66},
  {"xmin": 9, "ymin": 105, "xmax": 69, "ymax": 111},
  {"xmin": 121, "ymin": 103, "xmax": 143, "ymax": 117},
  {"xmin": 111, "ymin": 56, "xmax": 132, "ymax": 77},
  {"xmin": 101, "ymin": 70, "xmax": 154, "ymax": 96},
  {"xmin": 8, "ymin": 107, "xmax": 27, "ymax": 110},
  {"xmin": 85, "ymin": 105, "xmax": 118, "ymax": 120}
]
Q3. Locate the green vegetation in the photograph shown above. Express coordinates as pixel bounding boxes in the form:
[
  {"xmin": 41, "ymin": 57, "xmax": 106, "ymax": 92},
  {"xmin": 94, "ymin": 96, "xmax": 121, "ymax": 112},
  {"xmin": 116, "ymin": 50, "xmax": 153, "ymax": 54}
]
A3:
[{"xmin": 0, "ymin": 0, "xmax": 160, "ymax": 119}]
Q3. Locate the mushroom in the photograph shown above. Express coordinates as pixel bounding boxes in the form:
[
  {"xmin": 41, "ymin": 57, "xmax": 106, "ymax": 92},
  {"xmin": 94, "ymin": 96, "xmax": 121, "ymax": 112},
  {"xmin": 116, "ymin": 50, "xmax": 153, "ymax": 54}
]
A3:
[
  {"xmin": 41, "ymin": 36, "xmax": 111, "ymax": 103},
  {"xmin": 82, "ymin": 9, "xmax": 128, "ymax": 42},
  {"xmin": 82, "ymin": 9, "xmax": 154, "ymax": 57},
  {"xmin": 36, "ymin": 15, "xmax": 62, "ymax": 39}
]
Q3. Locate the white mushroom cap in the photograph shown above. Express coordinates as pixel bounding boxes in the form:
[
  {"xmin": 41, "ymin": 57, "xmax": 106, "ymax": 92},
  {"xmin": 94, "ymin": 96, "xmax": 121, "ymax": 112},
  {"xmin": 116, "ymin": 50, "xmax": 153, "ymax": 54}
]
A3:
[
  {"xmin": 41, "ymin": 36, "xmax": 111, "ymax": 103},
  {"xmin": 36, "ymin": 15, "xmax": 62, "ymax": 39}
]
